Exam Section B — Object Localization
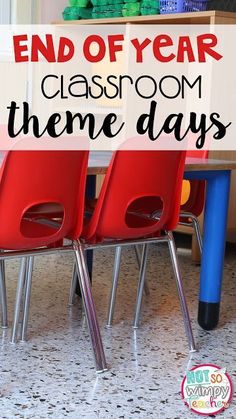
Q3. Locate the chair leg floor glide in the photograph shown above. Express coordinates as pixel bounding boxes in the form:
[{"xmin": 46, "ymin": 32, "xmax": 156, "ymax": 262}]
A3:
[{"xmin": 73, "ymin": 241, "xmax": 108, "ymax": 374}]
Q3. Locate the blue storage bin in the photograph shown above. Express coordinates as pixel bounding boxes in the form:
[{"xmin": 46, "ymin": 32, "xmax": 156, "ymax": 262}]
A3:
[
  {"xmin": 160, "ymin": 0, "xmax": 184, "ymax": 13},
  {"xmin": 184, "ymin": 0, "xmax": 208, "ymax": 12},
  {"xmin": 159, "ymin": 0, "xmax": 208, "ymax": 14}
]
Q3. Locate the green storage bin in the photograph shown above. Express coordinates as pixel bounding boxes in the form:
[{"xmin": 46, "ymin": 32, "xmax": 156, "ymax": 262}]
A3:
[
  {"xmin": 79, "ymin": 7, "xmax": 93, "ymax": 18},
  {"xmin": 63, "ymin": 6, "xmax": 80, "ymax": 20},
  {"xmin": 122, "ymin": 2, "xmax": 140, "ymax": 15},
  {"xmin": 124, "ymin": 0, "xmax": 139, "ymax": 3},
  {"xmin": 91, "ymin": 0, "xmax": 102, "ymax": 5},
  {"xmin": 141, "ymin": 0, "xmax": 158, "ymax": 7},
  {"xmin": 140, "ymin": 0, "xmax": 159, "ymax": 14},
  {"xmin": 93, "ymin": 3, "xmax": 123, "ymax": 13},
  {"xmin": 140, "ymin": 6, "xmax": 159, "ymax": 14},
  {"xmin": 91, "ymin": 0, "xmax": 124, "ymax": 6},
  {"xmin": 92, "ymin": 9, "xmax": 123, "ymax": 17},
  {"xmin": 109, "ymin": 10, "xmax": 123, "ymax": 16},
  {"xmin": 69, "ymin": 0, "xmax": 90, "ymax": 7}
]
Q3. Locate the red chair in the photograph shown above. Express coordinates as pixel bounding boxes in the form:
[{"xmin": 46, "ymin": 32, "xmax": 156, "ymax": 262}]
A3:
[
  {"xmin": 78, "ymin": 150, "xmax": 195, "ymax": 352},
  {"xmin": 68, "ymin": 148, "xmax": 208, "ymax": 324},
  {"xmin": 131, "ymin": 148, "xmax": 208, "ymax": 306},
  {"xmin": 0, "ymin": 150, "xmax": 107, "ymax": 373}
]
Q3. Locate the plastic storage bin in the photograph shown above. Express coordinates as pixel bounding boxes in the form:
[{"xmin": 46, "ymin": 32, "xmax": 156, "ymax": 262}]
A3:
[
  {"xmin": 159, "ymin": 0, "xmax": 208, "ymax": 14},
  {"xmin": 184, "ymin": 0, "xmax": 208, "ymax": 12},
  {"xmin": 160, "ymin": 0, "xmax": 184, "ymax": 13},
  {"xmin": 122, "ymin": 2, "xmax": 140, "ymax": 16}
]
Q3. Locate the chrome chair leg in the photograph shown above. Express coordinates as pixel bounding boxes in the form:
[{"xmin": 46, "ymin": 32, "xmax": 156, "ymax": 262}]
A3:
[
  {"xmin": 178, "ymin": 213, "xmax": 203, "ymax": 255},
  {"xmin": 68, "ymin": 263, "xmax": 78, "ymax": 306},
  {"xmin": 167, "ymin": 231, "xmax": 196, "ymax": 352},
  {"xmin": 133, "ymin": 244, "xmax": 149, "ymax": 329},
  {"xmin": 73, "ymin": 242, "xmax": 107, "ymax": 373},
  {"xmin": 106, "ymin": 246, "xmax": 122, "ymax": 327},
  {"xmin": 0, "ymin": 260, "xmax": 7, "ymax": 328},
  {"xmin": 21, "ymin": 256, "xmax": 34, "ymax": 342},
  {"xmin": 190, "ymin": 216, "xmax": 203, "ymax": 254},
  {"xmin": 134, "ymin": 245, "xmax": 150, "ymax": 296},
  {"xmin": 11, "ymin": 258, "xmax": 27, "ymax": 343}
]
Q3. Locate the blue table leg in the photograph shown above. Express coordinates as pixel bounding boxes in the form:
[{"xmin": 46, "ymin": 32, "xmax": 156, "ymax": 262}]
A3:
[{"xmin": 197, "ymin": 171, "xmax": 231, "ymax": 330}]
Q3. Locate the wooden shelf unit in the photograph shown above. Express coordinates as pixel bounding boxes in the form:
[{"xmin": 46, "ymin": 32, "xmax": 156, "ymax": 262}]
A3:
[{"xmin": 53, "ymin": 10, "xmax": 236, "ymax": 25}]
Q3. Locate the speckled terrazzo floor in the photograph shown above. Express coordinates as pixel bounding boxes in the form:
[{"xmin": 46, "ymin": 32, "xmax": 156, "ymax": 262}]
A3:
[{"xmin": 0, "ymin": 238, "xmax": 235, "ymax": 419}]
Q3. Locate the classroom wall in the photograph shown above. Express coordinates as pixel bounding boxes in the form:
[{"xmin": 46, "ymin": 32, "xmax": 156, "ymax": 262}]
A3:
[{"xmin": 40, "ymin": 0, "xmax": 67, "ymax": 23}]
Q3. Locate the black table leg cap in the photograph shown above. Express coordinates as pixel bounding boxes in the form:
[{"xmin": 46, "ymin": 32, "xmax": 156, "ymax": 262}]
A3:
[{"xmin": 198, "ymin": 301, "xmax": 220, "ymax": 331}]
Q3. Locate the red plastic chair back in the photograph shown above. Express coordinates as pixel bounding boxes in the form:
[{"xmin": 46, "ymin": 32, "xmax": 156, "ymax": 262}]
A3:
[
  {"xmin": 181, "ymin": 149, "xmax": 209, "ymax": 217},
  {"xmin": 0, "ymin": 151, "xmax": 88, "ymax": 249},
  {"xmin": 84, "ymin": 150, "xmax": 186, "ymax": 241}
]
